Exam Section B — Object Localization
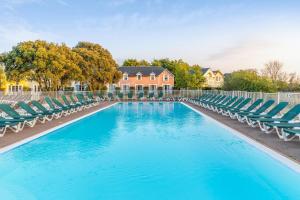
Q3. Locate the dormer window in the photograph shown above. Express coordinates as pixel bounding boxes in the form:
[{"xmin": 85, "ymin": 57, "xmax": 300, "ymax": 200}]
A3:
[
  {"xmin": 123, "ymin": 73, "xmax": 128, "ymax": 81},
  {"xmin": 150, "ymin": 72, "xmax": 156, "ymax": 80},
  {"xmin": 163, "ymin": 74, "xmax": 169, "ymax": 81},
  {"xmin": 136, "ymin": 72, "xmax": 142, "ymax": 80}
]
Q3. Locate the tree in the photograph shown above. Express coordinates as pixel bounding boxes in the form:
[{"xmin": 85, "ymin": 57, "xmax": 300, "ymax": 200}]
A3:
[
  {"xmin": 262, "ymin": 60, "xmax": 284, "ymax": 82},
  {"xmin": 187, "ymin": 65, "xmax": 206, "ymax": 89},
  {"xmin": 123, "ymin": 59, "xmax": 150, "ymax": 66},
  {"xmin": 58, "ymin": 44, "xmax": 83, "ymax": 89},
  {"xmin": 223, "ymin": 70, "xmax": 276, "ymax": 92},
  {"xmin": 151, "ymin": 58, "xmax": 176, "ymax": 74},
  {"xmin": 2, "ymin": 40, "xmax": 64, "ymax": 90},
  {"xmin": 1, "ymin": 40, "xmax": 86, "ymax": 91},
  {"xmin": 285, "ymin": 73, "xmax": 300, "ymax": 91},
  {"xmin": 173, "ymin": 61, "xmax": 190, "ymax": 89},
  {"xmin": 73, "ymin": 41, "xmax": 121, "ymax": 90},
  {"xmin": 152, "ymin": 58, "xmax": 206, "ymax": 89},
  {"xmin": 0, "ymin": 65, "xmax": 6, "ymax": 90}
]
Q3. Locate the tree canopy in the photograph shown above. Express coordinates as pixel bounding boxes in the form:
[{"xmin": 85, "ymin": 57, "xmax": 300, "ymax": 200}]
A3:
[
  {"xmin": 0, "ymin": 40, "xmax": 121, "ymax": 91},
  {"xmin": 73, "ymin": 42, "xmax": 121, "ymax": 90},
  {"xmin": 151, "ymin": 58, "xmax": 205, "ymax": 89},
  {"xmin": 223, "ymin": 70, "xmax": 276, "ymax": 92},
  {"xmin": 122, "ymin": 59, "xmax": 150, "ymax": 66}
]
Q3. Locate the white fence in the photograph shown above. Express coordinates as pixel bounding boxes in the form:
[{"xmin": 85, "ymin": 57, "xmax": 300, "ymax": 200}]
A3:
[{"xmin": 1, "ymin": 90, "xmax": 300, "ymax": 107}]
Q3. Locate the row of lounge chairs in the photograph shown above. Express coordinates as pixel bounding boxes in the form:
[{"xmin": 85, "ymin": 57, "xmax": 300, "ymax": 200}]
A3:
[
  {"xmin": 189, "ymin": 94, "xmax": 300, "ymax": 141},
  {"xmin": 105, "ymin": 91, "xmax": 185, "ymax": 101},
  {"xmin": 0, "ymin": 93, "xmax": 98, "ymax": 137}
]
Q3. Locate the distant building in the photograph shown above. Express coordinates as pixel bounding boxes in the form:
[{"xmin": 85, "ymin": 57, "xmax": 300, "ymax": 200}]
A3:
[
  {"xmin": 111, "ymin": 66, "xmax": 174, "ymax": 92},
  {"xmin": 201, "ymin": 68, "xmax": 224, "ymax": 88},
  {"xmin": 2, "ymin": 80, "xmax": 39, "ymax": 94}
]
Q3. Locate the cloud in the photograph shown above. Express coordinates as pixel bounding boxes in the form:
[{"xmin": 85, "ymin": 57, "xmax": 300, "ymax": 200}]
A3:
[
  {"xmin": 201, "ymin": 37, "xmax": 300, "ymax": 73},
  {"xmin": 0, "ymin": 19, "xmax": 59, "ymax": 51}
]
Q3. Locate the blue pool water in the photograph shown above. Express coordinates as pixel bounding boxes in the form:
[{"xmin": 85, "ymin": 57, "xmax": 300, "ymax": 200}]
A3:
[{"xmin": 1, "ymin": 102, "xmax": 300, "ymax": 199}]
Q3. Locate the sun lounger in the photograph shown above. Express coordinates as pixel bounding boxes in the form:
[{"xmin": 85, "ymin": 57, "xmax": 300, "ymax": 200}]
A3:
[
  {"xmin": 246, "ymin": 102, "xmax": 289, "ymax": 127},
  {"xmin": 237, "ymin": 100, "xmax": 275, "ymax": 122},
  {"xmin": 17, "ymin": 101, "xmax": 53, "ymax": 123},
  {"xmin": 0, "ymin": 103, "xmax": 37, "ymax": 130}
]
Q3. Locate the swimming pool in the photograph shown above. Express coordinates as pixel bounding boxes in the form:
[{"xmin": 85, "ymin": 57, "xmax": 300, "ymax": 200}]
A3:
[{"xmin": 0, "ymin": 102, "xmax": 300, "ymax": 199}]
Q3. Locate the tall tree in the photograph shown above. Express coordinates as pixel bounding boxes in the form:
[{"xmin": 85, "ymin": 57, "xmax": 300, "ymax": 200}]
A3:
[
  {"xmin": 187, "ymin": 65, "xmax": 206, "ymax": 89},
  {"xmin": 58, "ymin": 44, "xmax": 83, "ymax": 89},
  {"xmin": 151, "ymin": 58, "xmax": 176, "ymax": 74},
  {"xmin": 262, "ymin": 60, "xmax": 284, "ymax": 82},
  {"xmin": 2, "ymin": 40, "xmax": 84, "ymax": 90},
  {"xmin": 73, "ymin": 41, "xmax": 121, "ymax": 90},
  {"xmin": 123, "ymin": 59, "xmax": 150, "ymax": 66},
  {"xmin": 2, "ymin": 40, "xmax": 67, "ymax": 90}
]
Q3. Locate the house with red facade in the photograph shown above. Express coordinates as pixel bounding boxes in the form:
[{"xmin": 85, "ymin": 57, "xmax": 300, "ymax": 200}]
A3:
[{"xmin": 110, "ymin": 66, "xmax": 174, "ymax": 93}]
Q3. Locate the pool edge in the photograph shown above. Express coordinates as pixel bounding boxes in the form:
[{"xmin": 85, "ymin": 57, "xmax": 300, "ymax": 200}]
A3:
[
  {"xmin": 181, "ymin": 102, "xmax": 300, "ymax": 173},
  {"xmin": 0, "ymin": 102, "xmax": 118, "ymax": 154}
]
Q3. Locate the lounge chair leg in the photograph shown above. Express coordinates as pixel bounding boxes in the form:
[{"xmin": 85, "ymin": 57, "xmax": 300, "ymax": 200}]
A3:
[
  {"xmin": 8, "ymin": 123, "xmax": 22, "ymax": 133},
  {"xmin": 26, "ymin": 119, "xmax": 37, "ymax": 128},
  {"xmin": 281, "ymin": 129, "xmax": 297, "ymax": 141},
  {"xmin": 263, "ymin": 125, "xmax": 274, "ymax": 134},
  {"xmin": 0, "ymin": 126, "xmax": 7, "ymax": 137},
  {"xmin": 38, "ymin": 117, "xmax": 47, "ymax": 124},
  {"xmin": 46, "ymin": 115, "xmax": 54, "ymax": 121}
]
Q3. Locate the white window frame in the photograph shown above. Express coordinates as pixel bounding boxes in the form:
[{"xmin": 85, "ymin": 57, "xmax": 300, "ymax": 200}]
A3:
[
  {"xmin": 9, "ymin": 84, "xmax": 23, "ymax": 93},
  {"xmin": 135, "ymin": 84, "xmax": 144, "ymax": 91},
  {"xmin": 121, "ymin": 84, "xmax": 130, "ymax": 92},
  {"xmin": 136, "ymin": 72, "xmax": 142, "ymax": 80},
  {"xmin": 163, "ymin": 84, "xmax": 172, "ymax": 91},
  {"xmin": 150, "ymin": 73, "xmax": 156, "ymax": 81},
  {"xmin": 123, "ymin": 73, "xmax": 129, "ymax": 81},
  {"xmin": 149, "ymin": 84, "xmax": 157, "ymax": 91},
  {"xmin": 163, "ymin": 74, "xmax": 169, "ymax": 82}
]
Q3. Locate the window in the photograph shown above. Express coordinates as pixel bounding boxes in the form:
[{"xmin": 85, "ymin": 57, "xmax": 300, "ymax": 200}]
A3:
[
  {"xmin": 136, "ymin": 85, "xmax": 143, "ymax": 91},
  {"xmin": 122, "ymin": 85, "xmax": 130, "ymax": 92},
  {"xmin": 9, "ymin": 85, "xmax": 23, "ymax": 93},
  {"xmin": 149, "ymin": 85, "xmax": 157, "ymax": 91},
  {"xmin": 150, "ymin": 73, "xmax": 155, "ymax": 80},
  {"xmin": 123, "ymin": 73, "xmax": 128, "ymax": 81},
  {"xmin": 136, "ymin": 73, "xmax": 142, "ymax": 80},
  {"xmin": 163, "ymin": 85, "xmax": 171, "ymax": 94},
  {"xmin": 163, "ymin": 74, "xmax": 169, "ymax": 81}
]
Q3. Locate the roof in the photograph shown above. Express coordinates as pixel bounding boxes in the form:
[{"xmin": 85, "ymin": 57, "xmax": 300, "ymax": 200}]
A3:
[
  {"xmin": 201, "ymin": 67, "xmax": 210, "ymax": 74},
  {"xmin": 118, "ymin": 66, "xmax": 170, "ymax": 76},
  {"xmin": 213, "ymin": 70, "xmax": 223, "ymax": 75},
  {"xmin": 201, "ymin": 67, "xmax": 223, "ymax": 75}
]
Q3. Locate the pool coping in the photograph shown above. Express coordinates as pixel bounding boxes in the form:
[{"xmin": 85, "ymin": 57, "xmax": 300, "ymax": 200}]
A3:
[
  {"xmin": 181, "ymin": 102, "xmax": 300, "ymax": 173},
  {"xmin": 0, "ymin": 102, "xmax": 118, "ymax": 154}
]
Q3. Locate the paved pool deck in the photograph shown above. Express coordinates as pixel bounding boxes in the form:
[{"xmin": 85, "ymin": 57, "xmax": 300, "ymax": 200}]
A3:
[
  {"xmin": 0, "ymin": 101, "xmax": 115, "ymax": 150},
  {"xmin": 185, "ymin": 102, "xmax": 300, "ymax": 164}
]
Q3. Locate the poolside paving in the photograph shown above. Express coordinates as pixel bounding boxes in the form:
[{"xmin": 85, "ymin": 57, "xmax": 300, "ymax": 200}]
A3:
[
  {"xmin": 185, "ymin": 102, "xmax": 300, "ymax": 164},
  {"xmin": 0, "ymin": 101, "xmax": 115, "ymax": 149}
]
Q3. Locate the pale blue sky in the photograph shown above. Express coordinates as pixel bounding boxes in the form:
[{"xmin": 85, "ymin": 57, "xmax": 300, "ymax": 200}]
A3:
[{"xmin": 0, "ymin": 0, "xmax": 300, "ymax": 72}]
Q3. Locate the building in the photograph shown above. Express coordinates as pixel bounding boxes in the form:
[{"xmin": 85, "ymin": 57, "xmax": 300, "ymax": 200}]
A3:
[
  {"xmin": 201, "ymin": 68, "xmax": 224, "ymax": 88},
  {"xmin": 2, "ymin": 80, "xmax": 39, "ymax": 94},
  {"xmin": 113, "ymin": 66, "xmax": 174, "ymax": 93}
]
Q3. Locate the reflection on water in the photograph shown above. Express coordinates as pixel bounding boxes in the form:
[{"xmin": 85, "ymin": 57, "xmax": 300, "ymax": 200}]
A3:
[{"xmin": 0, "ymin": 102, "xmax": 300, "ymax": 200}]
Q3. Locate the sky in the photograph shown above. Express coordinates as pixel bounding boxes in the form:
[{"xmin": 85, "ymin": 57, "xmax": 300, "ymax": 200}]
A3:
[{"xmin": 0, "ymin": 0, "xmax": 300, "ymax": 73}]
